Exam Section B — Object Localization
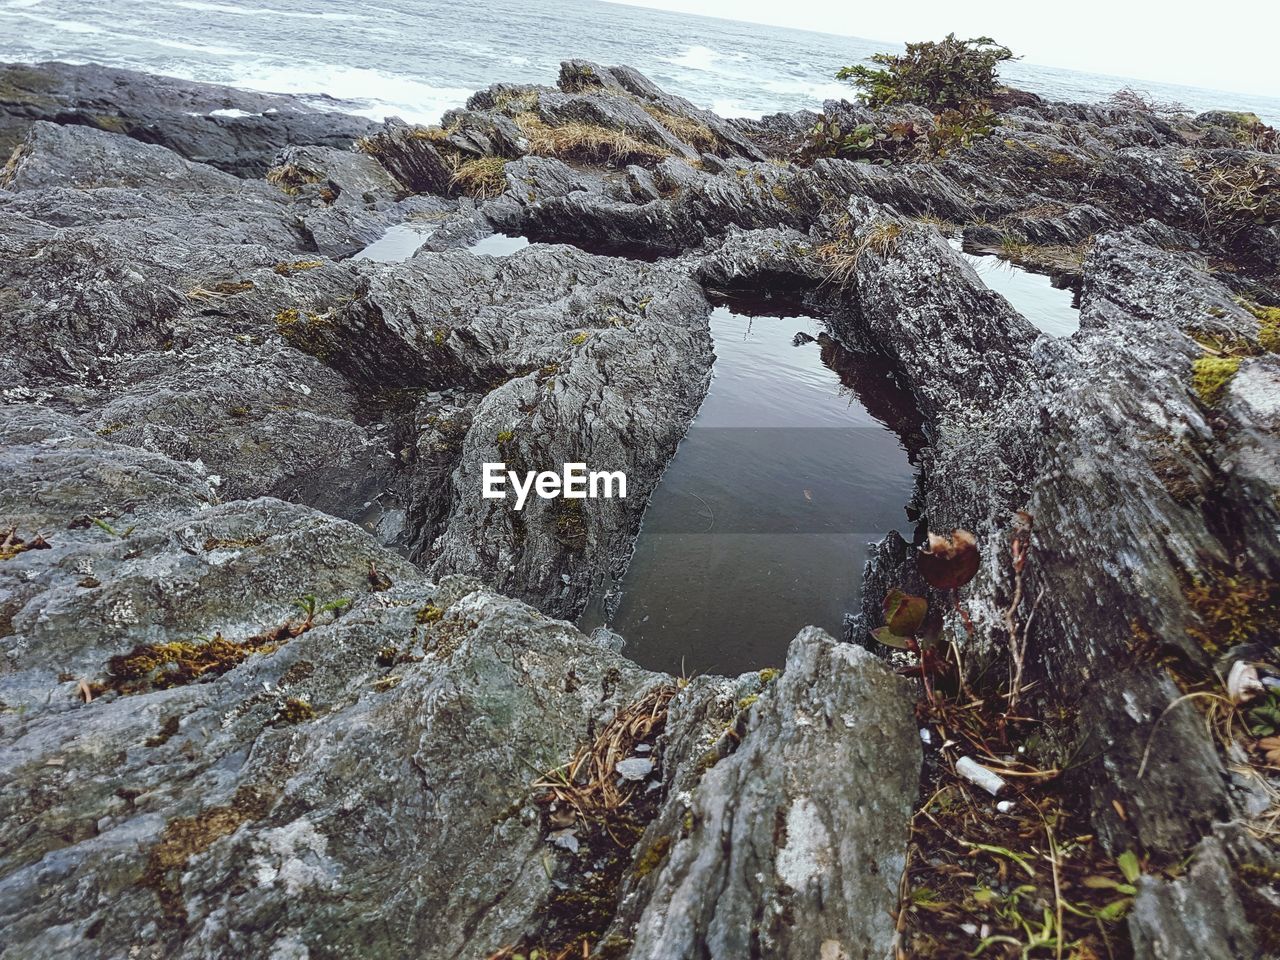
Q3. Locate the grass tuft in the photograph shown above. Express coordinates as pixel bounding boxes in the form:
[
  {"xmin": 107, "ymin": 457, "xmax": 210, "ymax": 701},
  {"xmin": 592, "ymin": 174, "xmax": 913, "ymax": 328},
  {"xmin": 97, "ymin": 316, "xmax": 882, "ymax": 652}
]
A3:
[
  {"xmin": 515, "ymin": 112, "xmax": 670, "ymax": 167},
  {"xmin": 641, "ymin": 104, "xmax": 718, "ymax": 151},
  {"xmin": 449, "ymin": 155, "xmax": 510, "ymax": 199}
]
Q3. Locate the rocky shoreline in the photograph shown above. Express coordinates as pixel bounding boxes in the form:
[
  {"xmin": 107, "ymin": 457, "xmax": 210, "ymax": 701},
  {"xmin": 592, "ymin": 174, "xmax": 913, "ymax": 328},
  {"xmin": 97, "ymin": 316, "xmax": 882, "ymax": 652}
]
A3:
[{"xmin": 1, "ymin": 58, "xmax": 1278, "ymax": 958}]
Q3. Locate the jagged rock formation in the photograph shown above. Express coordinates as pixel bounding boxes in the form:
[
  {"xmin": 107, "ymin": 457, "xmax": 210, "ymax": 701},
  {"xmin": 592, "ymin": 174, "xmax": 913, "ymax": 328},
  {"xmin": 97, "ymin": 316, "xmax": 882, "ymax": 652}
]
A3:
[
  {"xmin": 1, "ymin": 55, "xmax": 1278, "ymax": 959},
  {"xmin": 0, "ymin": 61, "xmax": 380, "ymax": 176}
]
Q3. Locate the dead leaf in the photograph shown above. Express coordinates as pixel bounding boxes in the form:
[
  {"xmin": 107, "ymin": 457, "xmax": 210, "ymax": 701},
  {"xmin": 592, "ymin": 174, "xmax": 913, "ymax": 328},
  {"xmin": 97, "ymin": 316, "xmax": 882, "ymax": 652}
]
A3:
[
  {"xmin": 917, "ymin": 529, "xmax": 980, "ymax": 590},
  {"xmin": 76, "ymin": 679, "xmax": 94, "ymax": 704},
  {"xmin": 1258, "ymin": 735, "xmax": 1280, "ymax": 766}
]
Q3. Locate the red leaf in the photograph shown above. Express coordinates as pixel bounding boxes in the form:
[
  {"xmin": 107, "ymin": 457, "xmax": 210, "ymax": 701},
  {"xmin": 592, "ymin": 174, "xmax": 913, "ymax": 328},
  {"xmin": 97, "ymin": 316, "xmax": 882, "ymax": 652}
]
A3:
[{"xmin": 917, "ymin": 529, "xmax": 980, "ymax": 590}]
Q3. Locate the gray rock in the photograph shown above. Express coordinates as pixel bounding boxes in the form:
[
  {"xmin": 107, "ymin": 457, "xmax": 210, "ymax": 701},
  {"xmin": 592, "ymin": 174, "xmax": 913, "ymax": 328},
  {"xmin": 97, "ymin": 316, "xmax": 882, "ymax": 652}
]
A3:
[
  {"xmin": 0, "ymin": 60, "xmax": 380, "ymax": 176},
  {"xmin": 615, "ymin": 630, "xmax": 919, "ymax": 959},
  {"xmin": 616, "ymin": 758, "xmax": 654, "ymax": 781}
]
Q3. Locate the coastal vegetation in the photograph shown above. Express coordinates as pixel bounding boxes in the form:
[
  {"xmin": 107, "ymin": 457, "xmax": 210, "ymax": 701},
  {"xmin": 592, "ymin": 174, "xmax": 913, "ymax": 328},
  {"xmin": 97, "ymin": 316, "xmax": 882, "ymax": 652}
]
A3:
[
  {"xmin": 802, "ymin": 34, "xmax": 1013, "ymax": 163},
  {"xmin": 836, "ymin": 33, "xmax": 1016, "ymax": 111}
]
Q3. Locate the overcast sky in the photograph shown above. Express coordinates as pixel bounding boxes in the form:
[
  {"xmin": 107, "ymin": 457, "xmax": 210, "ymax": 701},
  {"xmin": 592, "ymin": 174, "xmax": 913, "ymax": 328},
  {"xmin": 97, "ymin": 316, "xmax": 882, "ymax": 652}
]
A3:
[{"xmin": 607, "ymin": 0, "xmax": 1279, "ymax": 98}]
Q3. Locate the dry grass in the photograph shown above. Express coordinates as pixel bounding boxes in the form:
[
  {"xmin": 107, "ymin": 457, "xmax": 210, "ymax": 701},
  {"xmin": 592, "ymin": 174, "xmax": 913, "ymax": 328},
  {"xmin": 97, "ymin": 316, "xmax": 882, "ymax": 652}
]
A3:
[
  {"xmin": 997, "ymin": 235, "xmax": 1091, "ymax": 274},
  {"xmin": 533, "ymin": 683, "xmax": 677, "ymax": 821},
  {"xmin": 642, "ymin": 104, "xmax": 718, "ymax": 152},
  {"xmin": 265, "ymin": 162, "xmax": 322, "ymax": 196},
  {"xmin": 187, "ymin": 279, "xmax": 254, "ymax": 302},
  {"xmin": 1194, "ymin": 156, "xmax": 1280, "ymax": 236},
  {"xmin": 483, "ymin": 683, "xmax": 680, "ymax": 960},
  {"xmin": 449, "ymin": 155, "xmax": 510, "ymax": 199},
  {"xmin": 817, "ymin": 220, "xmax": 903, "ymax": 287},
  {"xmin": 515, "ymin": 112, "xmax": 670, "ymax": 168}
]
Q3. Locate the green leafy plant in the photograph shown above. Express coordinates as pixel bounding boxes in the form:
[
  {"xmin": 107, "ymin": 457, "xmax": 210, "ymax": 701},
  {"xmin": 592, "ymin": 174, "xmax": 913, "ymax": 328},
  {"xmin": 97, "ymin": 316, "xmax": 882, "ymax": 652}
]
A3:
[
  {"xmin": 800, "ymin": 104, "xmax": 996, "ymax": 165},
  {"xmin": 292, "ymin": 594, "xmax": 351, "ymax": 629},
  {"xmin": 1248, "ymin": 689, "xmax": 1280, "ymax": 736},
  {"xmin": 872, "ymin": 588, "xmax": 929, "ymax": 649},
  {"xmin": 837, "ymin": 34, "xmax": 1015, "ymax": 110}
]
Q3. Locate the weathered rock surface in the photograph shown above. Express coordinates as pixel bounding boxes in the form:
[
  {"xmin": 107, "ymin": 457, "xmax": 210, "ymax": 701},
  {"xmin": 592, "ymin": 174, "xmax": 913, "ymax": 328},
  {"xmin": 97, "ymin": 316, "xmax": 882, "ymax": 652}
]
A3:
[
  {"xmin": 0, "ymin": 61, "xmax": 381, "ymax": 176},
  {"xmin": 3, "ymin": 51, "xmax": 1279, "ymax": 959},
  {"xmin": 614, "ymin": 630, "xmax": 919, "ymax": 959}
]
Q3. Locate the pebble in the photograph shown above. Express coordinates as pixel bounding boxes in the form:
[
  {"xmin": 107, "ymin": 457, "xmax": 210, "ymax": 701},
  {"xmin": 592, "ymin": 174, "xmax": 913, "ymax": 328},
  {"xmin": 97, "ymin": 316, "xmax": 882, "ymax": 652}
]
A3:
[{"xmin": 616, "ymin": 757, "xmax": 654, "ymax": 781}]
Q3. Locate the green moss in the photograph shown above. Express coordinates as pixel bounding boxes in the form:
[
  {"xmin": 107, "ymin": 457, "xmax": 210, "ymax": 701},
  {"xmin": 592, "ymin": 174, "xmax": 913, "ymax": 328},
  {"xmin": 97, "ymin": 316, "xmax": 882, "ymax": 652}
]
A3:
[
  {"xmin": 104, "ymin": 633, "xmax": 280, "ymax": 693},
  {"xmin": 632, "ymin": 834, "xmax": 672, "ymax": 878},
  {"xmin": 758, "ymin": 668, "xmax": 780, "ymax": 684},
  {"xmin": 737, "ymin": 694, "xmax": 759, "ymax": 711},
  {"xmin": 1244, "ymin": 301, "xmax": 1280, "ymax": 353},
  {"xmin": 1191, "ymin": 355, "xmax": 1241, "ymax": 406},
  {"xmin": 273, "ymin": 260, "xmax": 324, "ymax": 276},
  {"xmin": 1184, "ymin": 567, "xmax": 1280, "ymax": 655},
  {"xmin": 416, "ymin": 603, "xmax": 444, "ymax": 624},
  {"xmin": 142, "ymin": 784, "xmax": 276, "ymax": 927},
  {"xmin": 694, "ymin": 748, "xmax": 721, "ymax": 775},
  {"xmin": 92, "ymin": 114, "xmax": 129, "ymax": 134},
  {"xmin": 770, "ymin": 181, "xmax": 795, "ymax": 206},
  {"xmin": 496, "ymin": 429, "xmax": 515, "ymax": 445},
  {"xmin": 101, "ymin": 599, "xmax": 332, "ymax": 696},
  {"xmin": 569, "ymin": 331, "xmax": 590, "ymax": 346},
  {"xmin": 275, "ymin": 697, "xmax": 316, "ymax": 724},
  {"xmin": 274, "ymin": 308, "xmax": 335, "ymax": 361}
]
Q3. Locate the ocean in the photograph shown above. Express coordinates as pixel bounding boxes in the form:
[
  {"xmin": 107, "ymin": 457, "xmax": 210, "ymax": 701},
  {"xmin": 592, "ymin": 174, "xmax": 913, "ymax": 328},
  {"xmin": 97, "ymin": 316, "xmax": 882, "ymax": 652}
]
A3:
[{"xmin": 2, "ymin": 0, "xmax": 1278, "ymax": 128}]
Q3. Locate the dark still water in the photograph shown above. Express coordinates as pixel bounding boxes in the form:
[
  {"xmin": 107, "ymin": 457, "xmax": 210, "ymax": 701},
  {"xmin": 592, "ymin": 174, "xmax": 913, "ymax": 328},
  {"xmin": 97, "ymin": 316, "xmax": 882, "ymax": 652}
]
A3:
[{"xmin": 579, "ymin": 299, "xmax": 918, "ymax": 677}]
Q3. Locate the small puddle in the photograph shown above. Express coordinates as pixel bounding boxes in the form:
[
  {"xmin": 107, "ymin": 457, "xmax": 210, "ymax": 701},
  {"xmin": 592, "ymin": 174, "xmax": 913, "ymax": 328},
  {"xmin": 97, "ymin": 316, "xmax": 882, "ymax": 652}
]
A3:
[
  {"xmin": 579, "ymin": 296, "xmax": 919, "ymax": 676},
  {"xmin": 466, "ymin": 232, "xmax": 676, "ymax": 261},
  {"xmin": 352, "ymin": 223, "xmax": 436, "ymax": 263},
  {"xmin": 949, "ymin": 239, "xmax": 1080, "ymax": 337},
  {"xmin": 467, "ymin": 232, "xmax": 532, "ymax": 257}
]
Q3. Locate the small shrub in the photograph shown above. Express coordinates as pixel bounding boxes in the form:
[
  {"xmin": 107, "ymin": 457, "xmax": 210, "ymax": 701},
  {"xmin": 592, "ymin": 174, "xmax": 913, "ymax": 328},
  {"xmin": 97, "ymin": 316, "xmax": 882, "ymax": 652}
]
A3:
[
  {"xmin": 1108, "ymin": 87, "xmax": 1189, "ymax": 119},
  {"xmin": 837, "ymin": 34, "xmax": 1015, "ymax": 110},
  {"xmin": 1194, "ymin": 156, "xmax": 1280, "ymax": 234},
  {"xmin": 800, "ymin": 104, "xmax": 996, "ymax": 165},
  {"xmin": 265, "ymin": 162, "xmax": 323, "ymax": 196}
]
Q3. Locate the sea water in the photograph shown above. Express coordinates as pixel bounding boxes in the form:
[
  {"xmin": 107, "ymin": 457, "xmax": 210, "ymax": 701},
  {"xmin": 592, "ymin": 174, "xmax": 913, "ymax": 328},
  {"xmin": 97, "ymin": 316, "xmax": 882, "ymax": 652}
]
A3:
[{"xmin": 3, "ymin": 0, "xmax": 1277, "ymax": 127}]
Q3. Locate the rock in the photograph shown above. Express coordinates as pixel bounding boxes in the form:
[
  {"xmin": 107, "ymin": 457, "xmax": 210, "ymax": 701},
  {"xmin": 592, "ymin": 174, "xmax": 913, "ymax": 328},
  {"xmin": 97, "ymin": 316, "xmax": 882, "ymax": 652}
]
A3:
[
  {"xmin": 0, "ymin": 61, "xmax": 381, "ymax": 176},
  {"xmin": 610, "ymin": 630, "xmax": 920, "ymax": 959},
  {"xmin": 3, "ymin": 53, "xmax": 1279, "ymax": 959},
  {"xmin": 616, "ymin": 758, "xmax": 655, "ymax": 781}
]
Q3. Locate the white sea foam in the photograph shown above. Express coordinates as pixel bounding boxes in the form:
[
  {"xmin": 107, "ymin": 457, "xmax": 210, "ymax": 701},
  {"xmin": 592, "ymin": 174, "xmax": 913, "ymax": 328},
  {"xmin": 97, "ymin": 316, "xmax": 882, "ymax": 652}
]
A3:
[
  {"xmin": 710, "ymin": 99, "xmax": 764, "ymax": 121},
  {"xmin": 148, "ymin": 36, "xmax": 250, "ymax": 57},
  {"xmin": 666, "ymin": 44, "xmax": 744, "ymax": 73},
  {"xmin": 0, "ymin": 10, "xmax": 105, "ymax": 34},
  {"xmin": 226, "ymin": 62, "xmax": 470, "ymax": 125},
  {"xmin": 172, "ymin": 1, "xmax": 367, "ymax": 21}
]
